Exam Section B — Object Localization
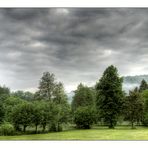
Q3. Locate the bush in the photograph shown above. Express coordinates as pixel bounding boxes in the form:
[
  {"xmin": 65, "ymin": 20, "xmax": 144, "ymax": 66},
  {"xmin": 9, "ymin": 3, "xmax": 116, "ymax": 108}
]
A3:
[
  {"xmin": 0, "ymin": 122, "xmax": 15, "ymax": 136},
  {"xmin": 74, "ymin": 106, "xmax": 96, "ymax": 129}
]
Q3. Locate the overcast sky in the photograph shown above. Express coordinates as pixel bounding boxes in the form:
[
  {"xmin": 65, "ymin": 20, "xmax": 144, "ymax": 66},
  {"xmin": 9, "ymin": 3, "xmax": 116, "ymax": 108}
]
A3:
[{"xmin": 0, "ymin": 8, "xmax": 148, "ymax": 92}]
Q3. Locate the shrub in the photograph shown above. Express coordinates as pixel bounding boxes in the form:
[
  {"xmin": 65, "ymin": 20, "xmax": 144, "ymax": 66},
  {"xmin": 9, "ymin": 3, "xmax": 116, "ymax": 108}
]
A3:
[
  {"xmin": 0, "ymin": 122, "xmax": 15, "ymax": 136},
  {"xmin": 74, "ymin": 106, "xmax": 96, "ymax": 129}
]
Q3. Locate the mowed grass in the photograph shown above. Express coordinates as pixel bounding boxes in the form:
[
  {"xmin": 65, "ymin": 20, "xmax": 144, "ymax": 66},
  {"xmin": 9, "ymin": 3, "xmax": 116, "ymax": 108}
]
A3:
[{"xmin": 1, "ymin": 126, "xmax": 148, "ymax": 140}]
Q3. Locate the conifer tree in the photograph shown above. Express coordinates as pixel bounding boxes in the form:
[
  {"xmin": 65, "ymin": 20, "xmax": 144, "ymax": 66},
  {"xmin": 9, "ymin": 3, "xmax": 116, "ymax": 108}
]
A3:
[{"xmin": 96, "ymin": 65, "xmax": 124, "ymax": 128}]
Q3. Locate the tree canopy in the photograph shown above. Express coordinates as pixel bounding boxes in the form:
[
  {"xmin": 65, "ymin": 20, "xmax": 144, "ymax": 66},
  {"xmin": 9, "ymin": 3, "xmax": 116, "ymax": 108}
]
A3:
[
  {"xmin": 124, "ymin": 87, "xmax": 144, "ymax": 128},
  {"xmin": 96, "ymin": 65, "xmax": 124, "ymax": 128},
  {"xmin": 139, "ymin": 79, "xmax": 148, "ymax": 92},
  {"xmin": 72, "ymin": 83, "xmax": 96, "ymax": 111},
  {"xmin": 38, "ymin": 72, "xmax": 56, "ymax": 100}
]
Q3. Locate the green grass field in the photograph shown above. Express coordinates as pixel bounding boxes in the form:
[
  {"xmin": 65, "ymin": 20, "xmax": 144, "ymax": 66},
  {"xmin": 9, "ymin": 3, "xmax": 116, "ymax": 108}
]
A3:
[{"xmin": 1, "ymin": 126, "xmax": 148, "ymax": 140}]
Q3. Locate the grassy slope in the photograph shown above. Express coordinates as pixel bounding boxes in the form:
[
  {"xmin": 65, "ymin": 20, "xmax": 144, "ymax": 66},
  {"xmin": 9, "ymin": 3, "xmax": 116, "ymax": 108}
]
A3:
[{"xmin": 0, "ymin": 126, "xmax": 148, "ymax": 140}]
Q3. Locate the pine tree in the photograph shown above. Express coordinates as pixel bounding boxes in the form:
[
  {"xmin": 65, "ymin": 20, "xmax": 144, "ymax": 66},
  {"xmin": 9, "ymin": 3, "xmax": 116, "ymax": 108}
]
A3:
[
  {"xmin": 96, "ymin": 65, "xmax": 124, "ymax": 128},
  {"xmin": 139, "ymin": 79, "xmax": 148, "ymax": 92}
]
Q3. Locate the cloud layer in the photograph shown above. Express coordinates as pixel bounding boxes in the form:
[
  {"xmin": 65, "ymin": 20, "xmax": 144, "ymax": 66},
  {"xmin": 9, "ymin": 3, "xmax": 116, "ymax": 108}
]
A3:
[{"xmin": 0, "ymin": 8, "xmax": 148, "ymax": 92}]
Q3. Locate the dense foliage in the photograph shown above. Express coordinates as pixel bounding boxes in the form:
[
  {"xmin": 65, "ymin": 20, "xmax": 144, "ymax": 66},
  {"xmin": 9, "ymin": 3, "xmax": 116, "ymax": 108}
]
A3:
[
  {"xmin": 38, "ymin": 72, "xmax": 56, "ymax": 100},
  {"xmin": 74, "ymin": 106, "xmax": 96, "ymax": 129},
  {"xmin": 124, "ymin": 87, "xmax": 144, "ymax": 128},
  {"xmin": 71, "ymin": 84, "xmax": 96, "ymax": 128},
  {"xmin": 0, "ymin": 122, "xmax": 15, "ymax": 136},
  {"xmin": 72, "ymin": 83, "xmax": 96, "ymax": 111},
  {"xmin": 0, "ymin": 101, "xmax": 5, "ymax": 124},
  {"xmin": 11, "ymin": 91, "xmax": 34, "ymax": 101},
  {"xmin": 96, "ymin": 65, "xmax": 124, "ymax": 128},
  {"xmin": 12, "ymin": 102, "xmax": 34, "ymax": 132},
  {"xmin": 139, "ymin": 79, "xmax": 148, "ymax": 92},
  {"xmin": 141, "ymin": 90, "xmax": 148, "ymax": 126},
  {"xmin": 0, "ymin": 67, "xmax": 148, "ymax": 136}
]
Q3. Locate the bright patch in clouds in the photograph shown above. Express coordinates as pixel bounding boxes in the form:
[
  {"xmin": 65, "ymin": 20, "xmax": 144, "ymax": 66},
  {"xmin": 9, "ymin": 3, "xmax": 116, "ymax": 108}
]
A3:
[
  {"xmin": 56, "ymin": 9, "xmax": 69, "ymax": 15},
  {"xmin": 103, "ymin": 49, "xmax": 113, "ymax": 57}
]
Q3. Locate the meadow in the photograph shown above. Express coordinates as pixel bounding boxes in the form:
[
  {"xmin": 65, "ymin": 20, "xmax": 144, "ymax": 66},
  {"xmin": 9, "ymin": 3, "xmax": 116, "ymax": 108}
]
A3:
[{"xmin": 0, "ymin": 126, "xmax": 148, "ymax": 140}]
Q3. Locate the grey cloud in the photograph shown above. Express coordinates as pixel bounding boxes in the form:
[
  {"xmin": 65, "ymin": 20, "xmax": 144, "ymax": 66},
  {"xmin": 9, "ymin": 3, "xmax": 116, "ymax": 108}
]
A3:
[{"xmin": 0, "ymin": 8, "xmax": 148, "ymax": 92}]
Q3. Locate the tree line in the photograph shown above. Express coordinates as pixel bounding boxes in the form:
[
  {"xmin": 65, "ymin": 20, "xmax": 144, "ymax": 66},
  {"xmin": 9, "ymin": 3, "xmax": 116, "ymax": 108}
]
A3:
[{"xmin": 0, "ymin": 65, "xmax": 148, "ymax": 135}]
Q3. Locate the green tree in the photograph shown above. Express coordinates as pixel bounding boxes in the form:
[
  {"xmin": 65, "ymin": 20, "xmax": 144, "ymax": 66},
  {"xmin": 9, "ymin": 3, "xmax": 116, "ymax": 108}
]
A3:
[
  {"xmin": 141, "ymin": 90, "xmax": 148, "ymax": 126},
  {"xmin": 12, "ymin": 102, "xmax": 34, "ymax": 132},
  {"xmin": 39, "ymin": 101, "xmax": 52, "ymax": 132},
  {"xmin": 139, "ymin": 79, "xmax": 148, "ymax": 92},
  {"xmin": 3, "ymin": 96, "xmax": 25, "ymax": 123},
  {"xmin": 49, "ymin": 103, "xmax": 71, "ymax": 132},
  {"xmin": 53, "ymin": 82, "xmax": 68, "ymax": 104},
  {"xmin": 38, "ymin": 72, "xmax": 56, "ymax": 100},
  {"xmin": 124, "ymin": 87, "xmax": 144, "ymax": 128},
  {"xmin": 74, "ymin": 106, "xmax": 96, "ymax": 129},
  {"xmin": 0, "ymin": 100, "xmax": 5, "ymax": 124},
  {"xmin": 96, "ymin": 65, "xmax": 124, "ymax": 128},
  {"xmin": 31, "ymin": 101, "xmax": 43, "ymax": 133},
  {"xmin": 72, "ymin": 83, "xmax": 95, "ymax": 111},
  {"xmin": 34, "ymin": 91, "xmax": 42, "ymax": 100},
  {"xmin": 0, "ymin": 85, "xmax": 10, "ymax": 124},
  {"xmin": 50, "ymin": 82, "xmax": 71, "ymax": 132},
  {"xmin": 0, "ymin": 85, "xmax": 10, "ymax": 101},
  {"xmin": 11, "ymin": 91, "xmax": 34, "ymax": 101},
  {"xmin": 71, "ymin": 84, "xmax": 96, "ymax": 128}
]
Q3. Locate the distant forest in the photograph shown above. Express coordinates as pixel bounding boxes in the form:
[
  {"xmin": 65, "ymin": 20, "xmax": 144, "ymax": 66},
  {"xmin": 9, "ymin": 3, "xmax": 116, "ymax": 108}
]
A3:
[{"xmin": 123, "ymin": 75, "xmax": 148, "ymax": 84}]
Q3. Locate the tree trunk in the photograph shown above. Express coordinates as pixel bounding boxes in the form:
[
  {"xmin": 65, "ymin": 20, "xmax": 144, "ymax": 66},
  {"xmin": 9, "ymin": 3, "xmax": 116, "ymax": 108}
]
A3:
[
  {"xmin": 131, "ymin": 121, "xmax": 134, "ymax": 129},
  {"xmin": 35, "ymin": 125, "xmax": 38, "ymax": 133},
  {"xmin": 57, "ymin": 122, "xmax": 59, "ymax": 132},
  {"xmin": 109, "ymin": 120, "xmax": 114, "ymax": 129},
  {"xmin": 15, "ymin": 124, "xmax": 21, "ymax": 131},
  {"xmin": 23, "ymin": 125, "xmax": 26, "ymax": 132},
  {"xmin": 42, "ymin": 124, "xmax": 46, "ymax": 132},
  {"xmin": 109, "ymin": 125, "xmax": 114, "ymax": 129}
]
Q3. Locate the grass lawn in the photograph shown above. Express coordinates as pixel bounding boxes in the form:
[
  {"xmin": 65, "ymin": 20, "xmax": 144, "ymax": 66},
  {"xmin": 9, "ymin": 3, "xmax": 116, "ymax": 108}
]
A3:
[{"xmin": 0, "ymin": 126, "xmax": 148, "ymax": 140}]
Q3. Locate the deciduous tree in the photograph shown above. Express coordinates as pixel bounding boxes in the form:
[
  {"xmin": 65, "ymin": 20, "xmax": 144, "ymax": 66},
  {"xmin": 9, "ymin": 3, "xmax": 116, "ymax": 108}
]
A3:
[
  {"xmin": 72, "ymin": 83, "xmax": 95, "ymax": 111},
  {"xmin": 124, "ymin": 87, "xmax": 144, "ymax": 128},
  {"xmin": 38, "ymin": 72, "xmax": 56, "ymax": 100},
  {"xmin": 74, "ymin": 106, "xmax": 96, "ymax": 129},
  {"xmin": 12, "ymin": 102, "xmax": 34, "ymax": 132}
]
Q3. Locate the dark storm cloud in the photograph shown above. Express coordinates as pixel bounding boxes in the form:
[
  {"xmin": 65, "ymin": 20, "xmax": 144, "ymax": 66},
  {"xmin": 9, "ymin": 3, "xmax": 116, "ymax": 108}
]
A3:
[{"xmin": 0, "ymin": 8, "xmax": 148, "ymax": 92}]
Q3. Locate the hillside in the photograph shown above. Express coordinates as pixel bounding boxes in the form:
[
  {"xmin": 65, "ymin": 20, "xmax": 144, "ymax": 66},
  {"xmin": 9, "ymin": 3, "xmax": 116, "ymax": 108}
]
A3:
[
  {"xmin": 67, "ymin": 75, "xmax": 148, "ymax": 103},
  {"xmin": 123, "ymin": 75, "xmax": 148, "ymax": 84},
  {"xmin": 123, "ymin": 74, "xmax": 148, "ymax": 92}
]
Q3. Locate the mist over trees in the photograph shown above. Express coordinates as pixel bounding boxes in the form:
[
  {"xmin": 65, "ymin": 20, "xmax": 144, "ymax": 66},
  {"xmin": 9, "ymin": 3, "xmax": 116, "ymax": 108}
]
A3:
[
  {"xmin": 0, "ymin": 65, "xmax": 148, "ymax": 135},
  {"xmin": 123, "ymin": 75, "xmax": 148, "ymax": 84}
]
